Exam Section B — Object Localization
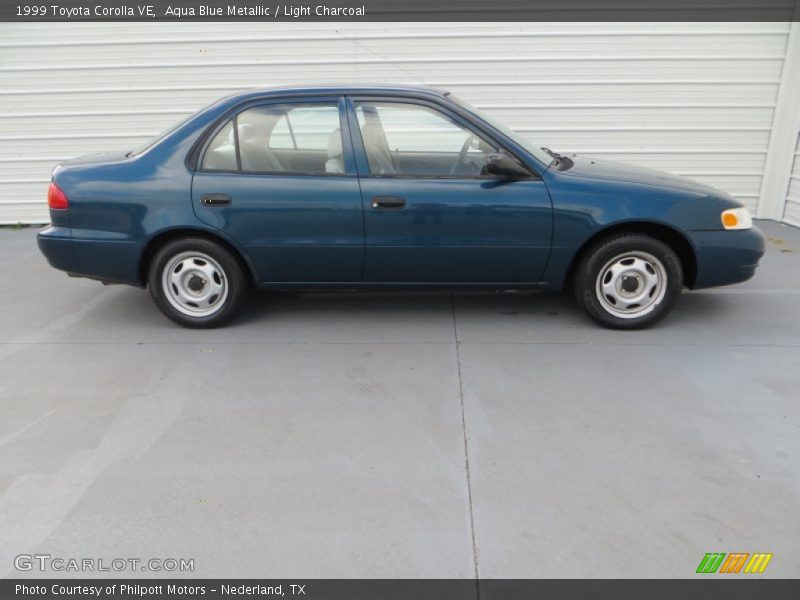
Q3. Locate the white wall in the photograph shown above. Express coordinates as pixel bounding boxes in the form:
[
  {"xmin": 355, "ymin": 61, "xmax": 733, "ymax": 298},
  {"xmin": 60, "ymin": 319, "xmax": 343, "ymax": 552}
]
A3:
[
  {"xmin": 0, "ymin": 22, "xmax": 796, "ymax": 224},
  {"xmin": 784, "ymin": 134, "xmax": 800, "ymax": 227}
]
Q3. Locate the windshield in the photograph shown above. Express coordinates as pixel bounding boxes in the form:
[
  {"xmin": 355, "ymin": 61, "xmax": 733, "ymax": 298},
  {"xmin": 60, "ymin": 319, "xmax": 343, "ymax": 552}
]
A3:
[{"xmin": 447, "ymin": 94, "xmax": 554, "ymax": 167}]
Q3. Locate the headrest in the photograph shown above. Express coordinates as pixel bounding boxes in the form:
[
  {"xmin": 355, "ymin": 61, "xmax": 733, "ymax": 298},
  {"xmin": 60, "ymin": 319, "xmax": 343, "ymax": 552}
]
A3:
[
  {"xmin": 234, "ymin": 123, "xmax": 256, "ymax": 143},
  {"xmin": 327, "ymin": 128, "xmax": 343, "ymax": 158},
  {"xmin": 361, "ymin": 121, "xmax": 380, "ymax": 143}
]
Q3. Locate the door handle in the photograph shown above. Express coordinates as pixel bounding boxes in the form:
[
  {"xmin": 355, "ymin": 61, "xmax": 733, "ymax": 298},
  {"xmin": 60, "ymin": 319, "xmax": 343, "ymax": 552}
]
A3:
[
  {"xmin": 201, "ymin": 194, "xmax": 232, "ymax": 206},
  {"xmin": 371, "ymin": 196, "xmax": 406, "ymax": 209}
]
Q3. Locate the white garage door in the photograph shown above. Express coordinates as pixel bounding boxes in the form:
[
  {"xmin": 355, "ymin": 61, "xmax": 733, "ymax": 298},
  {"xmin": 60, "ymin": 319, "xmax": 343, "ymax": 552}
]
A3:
[
  {"xmin": 784, "ymin": 134, "xmax": 800, "ymax": 227},
  {"xmin": 0, "ymin": 22, "xmax": 793, "ymax": 223}
]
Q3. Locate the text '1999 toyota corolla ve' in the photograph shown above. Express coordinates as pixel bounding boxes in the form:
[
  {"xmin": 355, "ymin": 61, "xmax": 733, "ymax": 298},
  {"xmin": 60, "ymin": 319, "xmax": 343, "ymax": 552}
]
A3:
[{"xmin": 38, "ymin": 85, "xmax": 765, "ymax": 329}]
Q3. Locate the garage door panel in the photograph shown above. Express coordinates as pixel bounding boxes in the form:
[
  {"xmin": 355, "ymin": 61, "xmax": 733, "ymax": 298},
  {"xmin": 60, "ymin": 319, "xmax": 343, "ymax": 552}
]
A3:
[
  {"xmin": 537, "ymin": 130, "xmax": 769, "ymax": 150},
  {"xmin": 483, "ymin": 107, "xmax": 774, "ymax": 128}
]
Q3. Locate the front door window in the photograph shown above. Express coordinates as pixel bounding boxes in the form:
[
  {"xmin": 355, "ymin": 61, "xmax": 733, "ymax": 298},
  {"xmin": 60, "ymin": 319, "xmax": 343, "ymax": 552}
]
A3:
[{"xmin": 354, "ymin": 102, "xmax": 497, "ymax": 177}]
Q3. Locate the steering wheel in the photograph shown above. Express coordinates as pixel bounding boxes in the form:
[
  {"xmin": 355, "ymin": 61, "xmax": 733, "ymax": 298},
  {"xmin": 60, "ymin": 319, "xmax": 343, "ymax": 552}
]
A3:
[{"xmin": 449, "ymin": 135, "xmax": 474, "ymax": 175}]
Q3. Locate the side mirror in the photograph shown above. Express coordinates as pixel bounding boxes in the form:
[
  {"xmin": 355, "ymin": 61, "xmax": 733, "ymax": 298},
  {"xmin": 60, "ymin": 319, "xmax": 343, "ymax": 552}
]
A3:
[{"xmin": 484, "ymin": 153, "xmax": 532, "ymax": 179}]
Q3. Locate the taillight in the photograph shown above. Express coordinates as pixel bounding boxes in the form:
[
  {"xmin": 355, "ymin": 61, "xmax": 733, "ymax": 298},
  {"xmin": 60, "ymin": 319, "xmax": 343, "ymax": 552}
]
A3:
[{"xmin": 47, "ymin": 182, "xmax": 69, "ymax": 210}]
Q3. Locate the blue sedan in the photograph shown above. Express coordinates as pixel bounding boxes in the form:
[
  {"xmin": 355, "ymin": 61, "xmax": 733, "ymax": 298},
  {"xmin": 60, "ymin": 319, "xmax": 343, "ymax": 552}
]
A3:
[{"xmin": 38, "ymin": 85, "xmax": 764, "ymax": 329}]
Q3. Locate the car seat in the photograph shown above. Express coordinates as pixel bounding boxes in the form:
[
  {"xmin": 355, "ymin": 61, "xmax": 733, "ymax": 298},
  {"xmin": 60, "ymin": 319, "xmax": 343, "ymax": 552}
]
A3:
[{"xmin": 325, "ymin": 129, "xmax": 344, "ymax": 174}]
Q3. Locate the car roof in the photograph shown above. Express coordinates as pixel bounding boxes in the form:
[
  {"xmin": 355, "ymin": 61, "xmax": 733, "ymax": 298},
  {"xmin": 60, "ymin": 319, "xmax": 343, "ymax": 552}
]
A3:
[{"xmin": 232, "ymin": 83, "xmax": 450, "ymax": 102}]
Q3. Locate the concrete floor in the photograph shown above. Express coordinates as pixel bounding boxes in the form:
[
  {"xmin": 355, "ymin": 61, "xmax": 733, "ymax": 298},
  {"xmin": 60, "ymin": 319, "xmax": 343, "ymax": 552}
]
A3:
[{"xmin": 0, "ymin": 220, "xmax": 798, "ymax": 579}]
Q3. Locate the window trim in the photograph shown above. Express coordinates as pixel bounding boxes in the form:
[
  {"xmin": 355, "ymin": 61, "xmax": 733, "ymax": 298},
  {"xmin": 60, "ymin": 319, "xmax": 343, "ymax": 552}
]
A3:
[
  {"xmin": 346, "ymin": 96, "xmax": 541, "ymax": 181},
  {"xmin": 284, "ymin": 114, "xmax": 298, "ymax": 149},
  {"xmin": 195, "ymin": 96, "xmax": 354, "ymax": 177},
  {"xmin": 232, "ymin": 116, "xmax": 242, "ymax": 171}
]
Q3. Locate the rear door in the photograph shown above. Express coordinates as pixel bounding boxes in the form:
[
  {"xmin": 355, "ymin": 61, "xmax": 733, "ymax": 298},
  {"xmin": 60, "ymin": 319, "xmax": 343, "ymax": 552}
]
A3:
[
  {"xmin": 347, "ymin": 97, "xmax": 553, "ymax": 284},
  {"xmin": 191, "ymin": 97, "xmax": 364, "ymax": 284}
]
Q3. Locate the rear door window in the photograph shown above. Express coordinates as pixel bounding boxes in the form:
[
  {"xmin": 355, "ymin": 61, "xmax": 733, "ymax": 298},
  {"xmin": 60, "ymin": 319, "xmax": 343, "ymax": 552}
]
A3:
[{"xmin": 201, "ymin": 102, "xmax": 345, "ymax": 175}]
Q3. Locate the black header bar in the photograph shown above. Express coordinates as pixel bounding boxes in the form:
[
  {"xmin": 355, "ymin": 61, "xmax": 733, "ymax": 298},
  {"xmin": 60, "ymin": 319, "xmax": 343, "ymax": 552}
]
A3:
[{"xmin": 2, "ymin": 0, "xmax": 800, "ymax": 22}]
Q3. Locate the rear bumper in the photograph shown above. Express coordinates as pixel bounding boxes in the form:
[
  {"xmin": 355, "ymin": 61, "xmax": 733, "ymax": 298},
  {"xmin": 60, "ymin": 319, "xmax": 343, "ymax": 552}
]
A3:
[
  {"xmin": 688, "ymin": 226, "xmax": 765, "ymax": 289},
  {"xmin": 37, "ymin": 226, "xmax": 75, "ymax": 272},
  {"xmin": 37, "ymin": 226, "xmax": 143, "ymax": 286}
]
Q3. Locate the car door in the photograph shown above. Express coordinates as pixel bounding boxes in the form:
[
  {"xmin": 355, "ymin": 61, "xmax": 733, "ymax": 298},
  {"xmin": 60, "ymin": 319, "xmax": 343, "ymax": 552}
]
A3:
[
  {"xmin": 346, "ymin": 97, "xmax": 553, "ymax": 284},
  {"xmin": 191, "ymin": 97, "xmax": 364, "ymax": 283}
]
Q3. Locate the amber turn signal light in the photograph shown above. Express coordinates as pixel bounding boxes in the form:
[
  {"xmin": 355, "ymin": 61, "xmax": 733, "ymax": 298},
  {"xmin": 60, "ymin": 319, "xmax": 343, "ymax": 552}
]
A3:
[{"xmin": 721, "ymin": 208, "xmax": 752, "ymax": 230}]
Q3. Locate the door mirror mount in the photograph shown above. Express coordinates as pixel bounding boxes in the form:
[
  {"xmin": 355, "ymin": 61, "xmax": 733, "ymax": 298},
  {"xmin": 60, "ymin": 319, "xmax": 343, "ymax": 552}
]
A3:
[{"xmin": 484, "ymin": 153, "xmax": 533, "ymax": 179}]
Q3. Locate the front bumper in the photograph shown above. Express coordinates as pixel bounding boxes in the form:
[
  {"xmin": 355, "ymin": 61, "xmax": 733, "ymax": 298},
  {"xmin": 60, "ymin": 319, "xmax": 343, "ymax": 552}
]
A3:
[{"xmin": 688, "ymin": 226, "xmax": 765, "ymax": 289}]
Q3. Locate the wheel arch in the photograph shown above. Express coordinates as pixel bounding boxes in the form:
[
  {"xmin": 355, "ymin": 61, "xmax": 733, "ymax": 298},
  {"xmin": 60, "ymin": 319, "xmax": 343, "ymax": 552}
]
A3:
[
  {"xmin": 565, "ymin": 221, "xmax": 697, "ymax": 289},
  {"xmin": 138, "ymin": 228, "xmax": 258, "ymax": 287}
]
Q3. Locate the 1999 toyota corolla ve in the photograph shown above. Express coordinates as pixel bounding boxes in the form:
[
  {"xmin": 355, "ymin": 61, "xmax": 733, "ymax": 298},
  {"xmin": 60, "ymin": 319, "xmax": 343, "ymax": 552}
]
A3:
[{"xmin": 38, "ymin": 85, "xmax": 764, "ymax": 329}]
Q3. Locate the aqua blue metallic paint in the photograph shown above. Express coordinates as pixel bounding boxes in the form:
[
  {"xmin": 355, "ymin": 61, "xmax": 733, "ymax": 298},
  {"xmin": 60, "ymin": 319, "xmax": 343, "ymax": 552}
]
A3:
[
  {"xmin": 38, "ymin": 84, "xmax": 764, "ymax": 292},
  {"xmin": 192, "ymin": 172, "xmax": 366, "ymax": 283},
  {"xmin": 356, "ymin": 177, "xmax": 552, "ymax": 283}
]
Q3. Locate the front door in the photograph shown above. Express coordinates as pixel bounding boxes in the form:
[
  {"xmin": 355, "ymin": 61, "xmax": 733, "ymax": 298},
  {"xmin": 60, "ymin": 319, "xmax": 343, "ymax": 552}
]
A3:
[
  {"xmin": 192, "ymin": 97, "xmax": 364, "ymax": 284},
  {"xmin": 348, "ymin": 98, "xmax": 553, "ymax": 284}
]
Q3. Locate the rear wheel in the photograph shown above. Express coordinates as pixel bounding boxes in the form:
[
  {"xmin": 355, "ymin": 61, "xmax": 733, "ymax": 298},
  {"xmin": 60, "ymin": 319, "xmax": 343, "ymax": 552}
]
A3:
[
  {"xmin": 573, "ymin": 234, "xmax": 683, "ymax": 329},
  {"xmin": 148, "ymin": 238, "xmax": 247, "ymax": 328}
]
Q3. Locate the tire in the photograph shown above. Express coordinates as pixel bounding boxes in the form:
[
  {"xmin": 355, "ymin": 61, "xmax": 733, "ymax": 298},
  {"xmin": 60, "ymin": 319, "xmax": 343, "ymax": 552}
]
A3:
[
  {"xmin": 148, "ymin": 237, "xmax": 247, "ymax": 328},
  {"xmin": 573, "ymin": 234, "xmax": 683, "ymax": 330}
]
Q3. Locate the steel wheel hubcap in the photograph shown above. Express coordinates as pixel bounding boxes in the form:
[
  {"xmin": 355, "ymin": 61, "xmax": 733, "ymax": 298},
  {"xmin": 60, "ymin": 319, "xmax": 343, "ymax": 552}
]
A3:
[
  {"xmin": 162, "ymin": 251, "xmax": 228, "ymax": 317},
  {"xmin": 595, "ymin": 251, "xmax": 667, "ymax": 319}
]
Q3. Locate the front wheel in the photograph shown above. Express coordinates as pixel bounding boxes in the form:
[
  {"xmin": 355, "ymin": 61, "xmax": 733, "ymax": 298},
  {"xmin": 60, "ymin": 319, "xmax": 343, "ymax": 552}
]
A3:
[
  {"xmin": 573, "ymin": 234, "xmax": 683, "ymax": 329},
  {"xmin": 148, "ymin": 238, "xmax": 247, "ymax": 328}
]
